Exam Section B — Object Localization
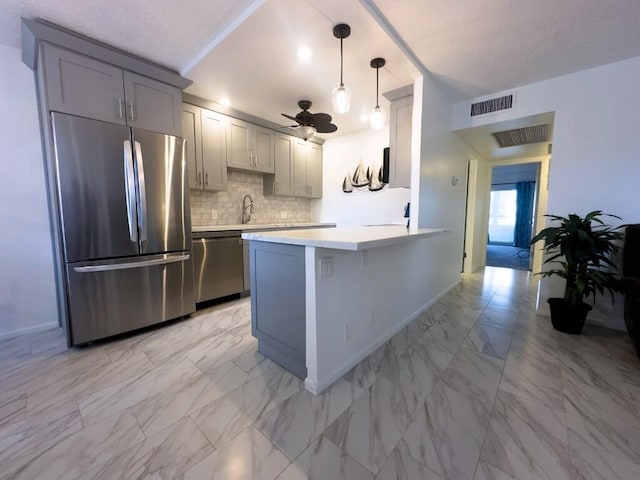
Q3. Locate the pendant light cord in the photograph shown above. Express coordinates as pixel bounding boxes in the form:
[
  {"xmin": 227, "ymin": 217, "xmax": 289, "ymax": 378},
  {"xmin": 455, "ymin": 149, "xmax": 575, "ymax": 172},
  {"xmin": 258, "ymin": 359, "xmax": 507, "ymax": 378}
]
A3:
[
  {"xmin": 340, "ymin": 38, "xmax": 344, "ymax": 86},
  {"xmin": 375, "ymin": 66, "xmax": 380, "ymax": 108}
]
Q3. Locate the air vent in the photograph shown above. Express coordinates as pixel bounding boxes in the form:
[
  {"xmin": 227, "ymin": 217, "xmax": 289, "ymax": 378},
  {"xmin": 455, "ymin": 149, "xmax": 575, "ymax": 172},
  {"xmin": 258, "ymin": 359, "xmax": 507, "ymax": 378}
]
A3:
[
  {"xmin": 470, "ymin": 94, "xmax": 513, "ymax": 116},
  {"xmin": 492, "ymin": 124, "xmax": 549, "ymax": 148}
]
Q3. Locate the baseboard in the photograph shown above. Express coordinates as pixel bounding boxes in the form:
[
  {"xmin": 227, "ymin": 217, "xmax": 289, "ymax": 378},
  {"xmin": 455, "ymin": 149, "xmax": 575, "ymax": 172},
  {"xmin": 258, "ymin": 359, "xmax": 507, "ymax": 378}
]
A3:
[
  {"xmin": 305, "ymin": 279, "xmax": 461, "ymax": 394},
  {"xmin": 0, "ymin": 322, "xmax": 59, "ymax": 340}
]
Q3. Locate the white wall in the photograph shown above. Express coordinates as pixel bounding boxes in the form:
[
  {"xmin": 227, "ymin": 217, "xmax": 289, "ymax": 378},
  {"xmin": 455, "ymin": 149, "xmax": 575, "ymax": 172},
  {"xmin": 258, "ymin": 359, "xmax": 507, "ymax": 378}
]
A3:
[
  {"xmin": 0, "ymin": 45, "xmax": 58, "ymax": 338},
  {"xmin": 453, "ymin": 56, "xmax": 640, "ymax": 329},
  {"xmin": 412, "ymin": 74, "xmax": 477, "ymax": 295},
  {"xmin": 311, "ymin": 129, "xmax": 410, "ymax": 226},
  {"xmin": 306, "ymin": 236, "xmax": 450, "ymax": 393}
]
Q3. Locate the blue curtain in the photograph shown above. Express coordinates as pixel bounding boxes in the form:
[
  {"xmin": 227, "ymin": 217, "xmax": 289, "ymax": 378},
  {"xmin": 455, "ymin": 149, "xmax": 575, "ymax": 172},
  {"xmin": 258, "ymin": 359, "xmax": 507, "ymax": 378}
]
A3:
[{"xmin": 514, "ymin": 181, "xmax": 535, "ymax": 248}]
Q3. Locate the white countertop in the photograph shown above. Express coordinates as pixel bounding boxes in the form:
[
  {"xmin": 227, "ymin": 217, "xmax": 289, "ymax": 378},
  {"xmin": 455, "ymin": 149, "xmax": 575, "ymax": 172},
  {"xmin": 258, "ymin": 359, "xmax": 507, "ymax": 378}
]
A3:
[
  {"xmin": 192, "ymin": 222, "xmax": 335, "ymax": 233},
  {"xmin": 241, "ymin": 225, "xmax": 447, "ymax": 251}
]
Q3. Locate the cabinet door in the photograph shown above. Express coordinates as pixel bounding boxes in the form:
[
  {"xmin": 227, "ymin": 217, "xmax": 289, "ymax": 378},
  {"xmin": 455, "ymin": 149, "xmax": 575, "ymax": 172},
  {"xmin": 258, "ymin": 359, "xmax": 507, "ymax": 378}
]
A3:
[
  {"xmin": 226, "ymin": 117, "xmax": 252, "ymax": 170},
  {"xmin": 123, "ymin": 71, "xmax": 182, "ymax": 136},
  {"xmin": 43, "ymin": 43, "xmax": 126, "ymax": 125},
  {"xmin": 306, "ymin": 142, "xmax": 323, "ymax": 198},
  {"xmin": 292, "ymin": 139, "xmax": 308, "ymax": 197},
  {"xmin": 181, "ymin": 104, "xmax": 202, "ymax": 189},
  {"xmin": 272, "ymin": 134, "xmax": 295, "ymax": 196},
  {"xmin": 389, "ymin": 95, "xmax": 413, "ymax": 188},
  {"xmin": 201, "ymin": 109, "xmax": 227, "ymax": 191},
  {"xmin": 253, "ymin": 125, "xmax": 275, "ymax": 173}
]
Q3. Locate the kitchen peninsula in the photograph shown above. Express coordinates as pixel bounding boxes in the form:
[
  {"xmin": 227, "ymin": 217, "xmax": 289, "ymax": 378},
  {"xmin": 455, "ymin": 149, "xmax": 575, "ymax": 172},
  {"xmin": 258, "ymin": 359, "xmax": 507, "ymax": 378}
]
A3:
[{"xmin": 242, "ymin": 225, "xmax": 446, "ymax": 394}]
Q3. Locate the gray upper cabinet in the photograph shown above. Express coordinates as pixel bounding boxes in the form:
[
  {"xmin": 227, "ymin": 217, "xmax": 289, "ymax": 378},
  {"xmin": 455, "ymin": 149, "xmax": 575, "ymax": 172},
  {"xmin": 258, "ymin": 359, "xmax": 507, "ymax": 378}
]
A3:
[
  {"xmin": 123, "ymin": 71, "xmax": 182, "ymax": 136},
  {"xmin": 44, "ymin": 43, "xmax": 127, "ymax": 126},
  {"xmin": 292, "ymin": 139, "xmax": 323, "ymax": 198},
  {"xmin": 253, "ymin": 125, "xmax": 275, "ymax": 173},
  {"xmin": 43, "ymin": 43, "xmax": 182, "ymax": 136},
  {"xmin": 306, "ymin": 142, "xmax": 322, "ymax": 198},
  {"xmin": 200, "ymin": 108, "xmax": 227, "ymax": 191},
  {"xmin": 388, "ymin": 94, "xmax": 413, "ymax": 188},
  {"xmin": 264, "ymin": 133, "xmax": 295, "ymax": 196},
  {"xmin": 293, "ymin": 140, "xmax": 308, "ymax": 197},
  {"xmin": 226, "ymin": 117, "xmax": 274, "ymax": 174},
  {"xmin": 181, "ymin": 103, "xmax": 227, "ymax": 191}
]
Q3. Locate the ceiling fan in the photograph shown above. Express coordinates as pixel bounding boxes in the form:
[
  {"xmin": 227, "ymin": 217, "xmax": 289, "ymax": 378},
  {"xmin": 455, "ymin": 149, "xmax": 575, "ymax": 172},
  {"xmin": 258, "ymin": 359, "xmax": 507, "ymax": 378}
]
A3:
[{"xmin": 282, "ymin": 100, "xmax": 337, "ymax": 140}]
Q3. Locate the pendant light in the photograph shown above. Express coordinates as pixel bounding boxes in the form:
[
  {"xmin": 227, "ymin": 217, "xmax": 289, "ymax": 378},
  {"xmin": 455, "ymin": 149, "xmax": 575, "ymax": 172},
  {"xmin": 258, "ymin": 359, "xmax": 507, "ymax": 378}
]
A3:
[
  {"xmin": 370, "ymin": 57, "xmax": 386, "ymax": 130},
  {"xmin": 332, "ymin": 23, "xmax": 351, "ymax": 114}
]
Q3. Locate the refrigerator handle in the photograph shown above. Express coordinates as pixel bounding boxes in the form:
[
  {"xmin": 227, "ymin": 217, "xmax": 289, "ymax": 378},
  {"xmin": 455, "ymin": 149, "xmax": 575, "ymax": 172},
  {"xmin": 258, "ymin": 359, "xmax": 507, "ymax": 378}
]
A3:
[
  {"xmin": 134, "ymin": 141, "xmax": 148, "ymax": 243},
  {"xmin": 123, "ymin": 140, "xmax": 138, "ymax": 243}
]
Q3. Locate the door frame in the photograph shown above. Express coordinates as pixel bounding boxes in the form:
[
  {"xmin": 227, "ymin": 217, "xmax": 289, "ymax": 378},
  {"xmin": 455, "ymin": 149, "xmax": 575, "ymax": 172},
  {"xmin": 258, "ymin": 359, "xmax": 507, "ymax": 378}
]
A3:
[{"xmin": 463, "ymin": 155, "xmax": 550, "ymax": 274}]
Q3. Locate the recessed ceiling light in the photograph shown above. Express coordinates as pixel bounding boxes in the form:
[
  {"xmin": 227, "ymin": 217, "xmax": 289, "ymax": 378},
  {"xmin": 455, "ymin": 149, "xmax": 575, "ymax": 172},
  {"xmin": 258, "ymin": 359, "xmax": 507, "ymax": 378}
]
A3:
[
  {"xmin": 360, "ymin": 113, "xmax": 369, "ymax": 122},
  {"xmin": 297, "ymin": 46, "xmax": 312, "ymax": 62},
  {"xmin": 219, "ymin": 97, "xmax": 231, "ymax": 107}
]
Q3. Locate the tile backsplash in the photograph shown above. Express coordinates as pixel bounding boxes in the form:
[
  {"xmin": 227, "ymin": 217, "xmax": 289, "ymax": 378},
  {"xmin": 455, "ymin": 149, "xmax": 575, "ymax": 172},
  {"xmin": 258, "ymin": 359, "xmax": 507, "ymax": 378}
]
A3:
[{"xmin": 190, "ymin": 170, "xmax": 311, "ymax": 226}]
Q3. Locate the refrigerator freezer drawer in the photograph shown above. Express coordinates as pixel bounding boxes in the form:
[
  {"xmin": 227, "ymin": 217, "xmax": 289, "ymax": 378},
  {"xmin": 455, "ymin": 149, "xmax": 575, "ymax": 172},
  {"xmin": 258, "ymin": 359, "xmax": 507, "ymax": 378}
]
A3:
[{"xmin": 66, "ymin": 253, "xmax": 195, "ymax": 345}]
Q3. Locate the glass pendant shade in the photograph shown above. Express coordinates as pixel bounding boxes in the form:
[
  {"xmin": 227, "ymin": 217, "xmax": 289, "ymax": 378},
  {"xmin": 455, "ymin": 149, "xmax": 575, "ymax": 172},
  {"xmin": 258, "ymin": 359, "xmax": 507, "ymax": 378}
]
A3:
[
  {"xmin": 294, "ymin": 125, "xmax": 317, "ymax": 141},
  {"xmin": 332, "ymin": 24, "xmax": 351, "ymax": 114},
  {"xmin": 370, "ymin": 105, "xmax": 386, "ymax": 130},
  {"xmin": 332, "ymin": 84, "xmax": 351, "ymax": 114}
]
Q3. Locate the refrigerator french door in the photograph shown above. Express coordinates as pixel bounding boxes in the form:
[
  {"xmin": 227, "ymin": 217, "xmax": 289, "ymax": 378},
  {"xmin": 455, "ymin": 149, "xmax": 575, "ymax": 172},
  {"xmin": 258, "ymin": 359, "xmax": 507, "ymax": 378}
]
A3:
[{"xmin": 51, "ymin": 113, "xmax": 195, "ymax": 345}]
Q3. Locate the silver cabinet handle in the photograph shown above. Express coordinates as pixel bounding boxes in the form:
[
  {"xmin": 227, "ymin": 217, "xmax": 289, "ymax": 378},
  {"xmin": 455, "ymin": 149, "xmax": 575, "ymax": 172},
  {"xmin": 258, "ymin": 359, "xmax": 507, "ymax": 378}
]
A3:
[
  {"xmin": 275, "ymin": 181, "xmax": 279, "ymax": 193},
  {"xmin": 74, "ymin": 253, "xmax": 190, "ymax": 273},
  {"xmin": 205, "ymin": 172, "xmax": 209, "ymax": 186},
  {"xmin": 134, "ymin": 141, "xmax": 148, "ymax": 242},
  {"xmin": 128, "ymin": 102, "xmax": 135, "ymax": 122},
  {"xmin": 198, "ymin": 171, "xmax": 202, "ymax": 186},
  {"xmin": 118, "ymin": 99, "xmax": 124, "ymax": 119},
  {"xmin": 123, "ymin": 140, "xmax": 138, "ymax": 243}
]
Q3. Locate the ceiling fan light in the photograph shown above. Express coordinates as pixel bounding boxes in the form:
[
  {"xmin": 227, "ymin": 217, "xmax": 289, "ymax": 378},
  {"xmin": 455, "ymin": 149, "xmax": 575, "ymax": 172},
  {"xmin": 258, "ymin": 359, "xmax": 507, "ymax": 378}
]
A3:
[
  {"xmin": 332, "ymin": 84, "xmax": 351, "ymax": 114},
  {"xmin": 370, "ymin": 106, "xmax": 386, "ymax": 130},
  {"xmin": 294, "ymin": 125, "xmax": 317, "ymax": 141}
]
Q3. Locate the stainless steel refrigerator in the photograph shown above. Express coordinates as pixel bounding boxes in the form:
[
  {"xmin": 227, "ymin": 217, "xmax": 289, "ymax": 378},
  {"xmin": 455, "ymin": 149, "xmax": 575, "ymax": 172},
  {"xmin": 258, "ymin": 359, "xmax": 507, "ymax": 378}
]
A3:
[{"xmin": 51, "ymin": 112, "xmax": 195, "ymax": 346}]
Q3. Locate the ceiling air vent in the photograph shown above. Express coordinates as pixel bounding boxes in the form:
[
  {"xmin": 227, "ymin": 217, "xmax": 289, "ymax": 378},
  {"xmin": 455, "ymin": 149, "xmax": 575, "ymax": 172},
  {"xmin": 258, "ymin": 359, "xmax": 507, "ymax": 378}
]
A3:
[
  {"xmin": 470, "ymin": 94, "xmax": 513, "ymax": 117},
  {"xmin": 492, "ymin": 124, "xmax": 549, "ymax": 148}
]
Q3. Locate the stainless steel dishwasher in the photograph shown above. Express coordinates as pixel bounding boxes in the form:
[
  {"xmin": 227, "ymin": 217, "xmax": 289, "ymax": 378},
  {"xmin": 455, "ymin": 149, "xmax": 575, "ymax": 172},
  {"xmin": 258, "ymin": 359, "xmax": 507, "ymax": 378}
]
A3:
[{"xmin": 193, "ymin": 231, "xmax": 244, "ymax": 303}]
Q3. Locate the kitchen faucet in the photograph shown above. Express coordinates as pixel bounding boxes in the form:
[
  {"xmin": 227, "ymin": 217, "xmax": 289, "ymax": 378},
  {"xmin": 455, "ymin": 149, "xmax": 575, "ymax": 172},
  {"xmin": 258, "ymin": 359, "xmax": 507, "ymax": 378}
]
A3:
[{"xmin": 241, "ymin": 194, "xmax": 254, "ymax": 224}]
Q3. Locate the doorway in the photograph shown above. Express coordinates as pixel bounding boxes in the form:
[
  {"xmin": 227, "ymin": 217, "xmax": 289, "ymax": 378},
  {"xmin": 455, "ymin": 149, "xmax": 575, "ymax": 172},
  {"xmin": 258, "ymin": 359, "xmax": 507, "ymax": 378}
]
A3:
[
  {"xmin": 486, "ymin": 163, "xmax": 538, "ymax": 271},
  {"xmin": 456, "ymin": 111, "xmax": 553, "ymax": 275}
]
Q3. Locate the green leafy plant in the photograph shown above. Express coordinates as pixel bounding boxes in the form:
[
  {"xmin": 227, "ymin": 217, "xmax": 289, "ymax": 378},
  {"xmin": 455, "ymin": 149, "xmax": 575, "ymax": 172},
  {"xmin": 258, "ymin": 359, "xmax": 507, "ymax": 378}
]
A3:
[{"xmin": 530, "ymin": 211, "xmax": 624, "ymax": 306}]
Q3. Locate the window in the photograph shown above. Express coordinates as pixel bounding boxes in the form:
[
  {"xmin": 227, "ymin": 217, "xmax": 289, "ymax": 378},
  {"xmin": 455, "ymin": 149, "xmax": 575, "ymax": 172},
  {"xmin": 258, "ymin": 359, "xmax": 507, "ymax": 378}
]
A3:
[{"xmin": 488, "ymin": 189, "xmax": 516, "ymax": 244}]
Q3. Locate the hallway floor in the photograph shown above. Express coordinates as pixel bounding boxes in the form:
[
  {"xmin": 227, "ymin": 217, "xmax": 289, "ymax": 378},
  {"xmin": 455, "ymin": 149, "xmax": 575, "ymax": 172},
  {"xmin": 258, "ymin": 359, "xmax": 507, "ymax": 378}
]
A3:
[
  {"xmin": 1, "ymin": 267, "xmax": 639, "ymax": 479},
  {"xmin": 486, "ymin": 244, "xmax": 530, "ymax": 271}
]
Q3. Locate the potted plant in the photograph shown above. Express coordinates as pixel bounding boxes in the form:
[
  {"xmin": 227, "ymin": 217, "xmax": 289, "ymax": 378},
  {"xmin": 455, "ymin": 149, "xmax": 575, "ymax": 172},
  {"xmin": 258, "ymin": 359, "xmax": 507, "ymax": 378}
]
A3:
[{"xmin": 530, "ymin": 210, "xmax": 624, "ymax": 334}]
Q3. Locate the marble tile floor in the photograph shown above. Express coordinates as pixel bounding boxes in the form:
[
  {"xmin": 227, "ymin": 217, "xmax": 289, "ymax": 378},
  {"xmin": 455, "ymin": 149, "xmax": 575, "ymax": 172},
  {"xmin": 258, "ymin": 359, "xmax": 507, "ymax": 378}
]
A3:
[{"xmin": 1, "ymin": 266, "xmax": 639, "ymax": 479}]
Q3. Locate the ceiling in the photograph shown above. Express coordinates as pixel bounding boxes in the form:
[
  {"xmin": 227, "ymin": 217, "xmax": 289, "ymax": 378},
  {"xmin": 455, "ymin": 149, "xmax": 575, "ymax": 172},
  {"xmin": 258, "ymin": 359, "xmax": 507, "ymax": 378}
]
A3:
[{"xmin": 2, "ymin": 0, "xmax": 640, "ymax": 139}]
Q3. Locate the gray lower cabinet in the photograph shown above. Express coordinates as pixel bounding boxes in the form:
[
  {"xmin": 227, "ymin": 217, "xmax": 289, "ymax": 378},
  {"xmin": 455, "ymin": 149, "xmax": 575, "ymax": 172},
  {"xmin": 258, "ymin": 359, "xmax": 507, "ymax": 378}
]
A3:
[
  {"xmin": 250, "ymin": 241, "xmax": 306, "ymax": 378},
  {"xmin": 43, "ymin": 43, "xmax": 182, "ymax": 136},
  {"xmin": 182, "ymin": 103, "xmax": 227, "ymax": 191}
]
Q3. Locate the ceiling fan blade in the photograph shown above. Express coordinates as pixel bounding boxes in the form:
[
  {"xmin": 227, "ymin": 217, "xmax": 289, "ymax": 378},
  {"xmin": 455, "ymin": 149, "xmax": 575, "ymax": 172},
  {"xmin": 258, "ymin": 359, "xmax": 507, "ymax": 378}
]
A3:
[
  {"xmin": 295, "ymin": 111, "xmax": 314, "ymax": 124},
  {"xmin": 282, "ymin": 113, "xmax": 300, "ymax": 123},
  {"xmin": 311, "ymin": 112, "xmax": 333, "ymax": 125},
  {"xmin": 315, "ymin": 122, "xmax": 337, "ymax": 134}
]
